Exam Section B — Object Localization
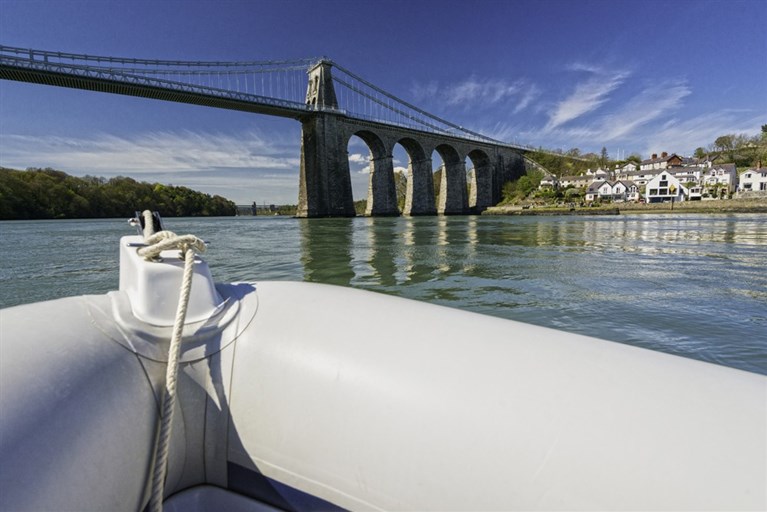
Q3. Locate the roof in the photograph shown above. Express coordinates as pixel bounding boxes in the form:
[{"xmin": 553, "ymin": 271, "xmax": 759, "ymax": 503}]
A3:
[
  {"xmin": 586, "ymin": 181, "xmax": 607, "ymax": 193},
  {"xmin": 640, "ymin": 153, "xmax": 682, "ymax": 165},
  {"xmin": 709, "ymin": 163, "xmax": 737, "ymax": 173},
  {"xmin": 560, "ymin": 175, "xmax": 591, "ymax": 182}
]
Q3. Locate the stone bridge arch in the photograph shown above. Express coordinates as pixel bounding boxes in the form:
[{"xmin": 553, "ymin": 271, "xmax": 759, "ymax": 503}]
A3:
[
  {"xmin": 433, "ymin": 143, "xmax": 467, "ymax": 215},
  {"xmin": 347, "ymin": 129, "xmax": 399, "ymax": 216},
  {"xmin": 399, "ymin": 137, "xmax": 436, "ymax": 216},
  {"xmin": 297, "ymin": 113, "xmax": 528, "ymax": 217}
]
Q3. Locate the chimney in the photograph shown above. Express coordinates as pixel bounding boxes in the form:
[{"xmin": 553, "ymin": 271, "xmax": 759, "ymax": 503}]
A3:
[
  {"xmin": 651, "ymin": 153, "xmax": 658, "ymax": 159},
  {"xmin": 661, "ymin": 151, "xmax": 668, "ymax": 158}
]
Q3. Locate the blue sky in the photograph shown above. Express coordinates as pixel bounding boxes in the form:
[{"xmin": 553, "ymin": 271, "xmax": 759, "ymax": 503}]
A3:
[{"xmin": 1, "ymin": 0, "xmax": 765, "ymax": 204}]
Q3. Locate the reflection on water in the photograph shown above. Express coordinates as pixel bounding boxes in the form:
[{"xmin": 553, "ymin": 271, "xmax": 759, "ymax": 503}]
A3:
[
  {"xmin": 294, "ymin": 214, "xmax": 767, "ymax": 375},
  {"xmin": 299, "ymin": 219, "xmax": 355, "ymax": 286},
  {"xmin": 2, "ymin": 214, "xmax": 765, "ymax": 375}
]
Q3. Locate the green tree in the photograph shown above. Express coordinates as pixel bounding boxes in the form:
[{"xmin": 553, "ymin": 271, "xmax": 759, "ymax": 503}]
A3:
[
  {"xmin": 501, "ymin": 169, "xmax": 543, "ymax": 204},
  {"xmin": 0, "ymin": 167, "xmax": 236, "ymax": 220},
  {"xmin": 599, "ymin": 146, "xmax": 609, "ymax": 168},
  {"xmin": 714, "ymin": 135, "xmax": 735, "ymax": 160}
]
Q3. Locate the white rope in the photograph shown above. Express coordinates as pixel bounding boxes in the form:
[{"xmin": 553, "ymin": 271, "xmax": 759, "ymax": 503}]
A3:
[
  {"xmin": 142, "ymin": 210, "xmax": 155, "ymax": 240},
  {"xmin": 138, "ymin": 231, "xmax": 206, "ymax": 261},
  {"xmin": 141, "ymin": 231, "xmax": 206, "ymax": 512}
]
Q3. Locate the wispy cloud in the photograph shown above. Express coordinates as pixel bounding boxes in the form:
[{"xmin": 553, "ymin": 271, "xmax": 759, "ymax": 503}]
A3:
[
  {"xmin": 596, "ymin": 79, "xmax": 692, "ymax": 140},
  {"xmin": 642, "ymin": 110, "xmax": 761, "ymax": 155},
  {"xmin": 410, "ymin": 81, "xmax": 439, "ymax": 102},
  {"xmin": 411, "ymin": 77, "xmax": 540, "ymax": 114},
  {"xmin": 538, "ymin": 79, "xmax": 692, "ymax": 143},
  {"xmin": 0, "ymin": 130, "xmax": 299, "ymax": 174},
  {"xmin": 545, "ymin": 64, "xmax": 631, "ymax": 130},
  {"xmin": 509, "ymin": 76, "xmax": 759, "ymax": 157}
]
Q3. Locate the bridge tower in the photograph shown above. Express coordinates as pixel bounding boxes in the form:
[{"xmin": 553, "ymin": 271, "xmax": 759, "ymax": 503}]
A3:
[
  {"xmin": 297, "ymin": 60, "xmax": 355, "ymax": 218},
  {"xmin": 305, "ymin": 60, "xmax": 338, "ymax": 109}
]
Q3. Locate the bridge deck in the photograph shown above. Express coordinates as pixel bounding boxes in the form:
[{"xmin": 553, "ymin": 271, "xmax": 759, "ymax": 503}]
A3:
[{"xmin": 0, "ymin": 65, "xmax": 309, "ymax": 120}]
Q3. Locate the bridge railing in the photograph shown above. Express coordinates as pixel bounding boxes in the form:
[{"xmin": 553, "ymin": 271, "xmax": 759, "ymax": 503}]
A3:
[{"xmin": 1, "ymin": 48, "xmax": 311, "ymax": 113}]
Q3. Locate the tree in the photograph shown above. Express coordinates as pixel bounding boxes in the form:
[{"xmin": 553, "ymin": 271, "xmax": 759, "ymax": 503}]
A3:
[
  {"xmin": 565, "ymin": 148, "xmax": 581, "ymax": 157},
  {"xmin": 500, "ymin": 169, "xmax": 543, "ymax": 204},
  {"xmin": 599, "ymin": 147, "xmax": 609, "ymax": 168},
  {"xmin": 694, "ymin": 147, "xmax": 707, "ymax": 159},
  {"xmin": 714, "ymin": 135, "xmax": 735, "ymax": 160},
  {"xmin": 0, "ymin": 167, "xmax": 237, "ymax": 220}
]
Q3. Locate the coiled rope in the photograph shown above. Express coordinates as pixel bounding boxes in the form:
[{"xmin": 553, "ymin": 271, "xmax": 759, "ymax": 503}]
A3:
[{"xmin": 138, "ymin": 228, "xmax": 206, "ymax": 512}]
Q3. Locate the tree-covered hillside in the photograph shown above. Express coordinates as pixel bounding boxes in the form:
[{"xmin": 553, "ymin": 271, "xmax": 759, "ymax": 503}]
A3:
[{"xmin": 0, "ymin": 167, "xmax": 237, "ymax": 220}]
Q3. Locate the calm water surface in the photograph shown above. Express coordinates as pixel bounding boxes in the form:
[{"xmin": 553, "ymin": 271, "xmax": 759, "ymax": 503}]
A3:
[{"xmin": 1, "ymin": 214, "xmax": 765, "ymax": 375}]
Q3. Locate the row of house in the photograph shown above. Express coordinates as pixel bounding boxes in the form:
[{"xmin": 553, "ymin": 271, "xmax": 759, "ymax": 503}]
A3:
[{"xmin": 541, "ymin": 151, "xmax": 767, "ymax": 203}]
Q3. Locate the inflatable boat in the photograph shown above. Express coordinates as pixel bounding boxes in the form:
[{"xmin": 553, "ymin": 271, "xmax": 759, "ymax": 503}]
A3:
[{"xmin": 1, "ymin": 213, "xmax": 765, "ymax": 511}]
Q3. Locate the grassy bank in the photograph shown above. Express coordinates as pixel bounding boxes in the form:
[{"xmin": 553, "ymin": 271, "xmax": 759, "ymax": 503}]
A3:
[{"xmin": 483, "ymin": 197, "xmax": 767, "ymax": 216}]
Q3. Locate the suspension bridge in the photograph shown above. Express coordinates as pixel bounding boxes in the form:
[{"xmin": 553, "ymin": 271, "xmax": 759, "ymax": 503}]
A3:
[{"xmin": 0, "ymin": 45, "xmax": 533, "ymax": 217}]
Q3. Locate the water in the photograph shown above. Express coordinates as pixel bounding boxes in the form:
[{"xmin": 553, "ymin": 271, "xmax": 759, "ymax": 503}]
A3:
[{"xmin": 1, "ymin": 214, "xmax": 765, "ymax": 375}]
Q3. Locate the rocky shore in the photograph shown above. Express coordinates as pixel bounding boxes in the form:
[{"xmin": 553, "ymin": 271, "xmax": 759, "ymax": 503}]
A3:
[{"xmin": 483, "ymin": 197, "xmax": 767, "ymax": 216}]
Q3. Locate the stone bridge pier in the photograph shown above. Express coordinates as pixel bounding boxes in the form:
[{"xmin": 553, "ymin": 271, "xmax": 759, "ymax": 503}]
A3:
[{"xmin": 296, "ymin": 60, "xmax": 526, "ymax": 218}]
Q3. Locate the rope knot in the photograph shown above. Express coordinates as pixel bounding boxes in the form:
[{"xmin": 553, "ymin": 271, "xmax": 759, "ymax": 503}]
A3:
[{"xmin": 137, "ymin": 231, "xmax": 206, "ymax": 261}]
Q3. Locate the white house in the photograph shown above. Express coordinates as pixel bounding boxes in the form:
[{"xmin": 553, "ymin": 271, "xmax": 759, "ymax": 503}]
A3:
[
  {"xmin": 559, "ymin": 175, "xmax": 591, "ymax": 189},
  {"xmin": 667, "ymin": 166, "xmax": 704, "ymax": 183},
  {"xmin": 614, "ymin": 163, "xmax": 638, "ymax": 179},
  {"xmin": 618, "ymin": 162, "xmax": 638, "ymax": 172},
  {"xmin": 626, "ymin": 169, "xmax": 661, "ymax": 186},
  {"xmin": 538, "ymin": 175, "xmax": 559, "ymax": 189},
  {"xmin": 585, "ymin": 181, "xmax": 607, "ymax": 202},
  {"xmin": 739, "ymin": 167, "xmax": 767, "ymax": 194},
  {"xmin": 645, "ymin": 172, "xmax": 689, "ymax": 203},
  {"xmin": 615, "ymin": 180, "xmax": 640, "ymax": 202},
  {"xmin": 584, "ymin": 180, "xmax": 639, "ymax": 202},
  {"xmin": 597, "ymin": 181, "xmax": 614, "ymax": 200},
  {"xmin": 702, "ymin": 164, "xmax": 738, "ymax": 197}
]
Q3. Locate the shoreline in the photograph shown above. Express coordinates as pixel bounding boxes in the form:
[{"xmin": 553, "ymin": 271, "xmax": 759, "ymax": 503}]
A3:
[{"xmin": 483, "ymin": 198, "xmax": 767, "ymax": 216}]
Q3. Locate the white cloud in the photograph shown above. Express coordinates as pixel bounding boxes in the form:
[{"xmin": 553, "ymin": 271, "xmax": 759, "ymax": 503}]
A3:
[
  {"xmin": 642, "ymin": 110, "xmax": 761, "ymax": 156},
  {"xmin": 410, "ymin": 81, "xmax": 439, "ymax": 102},
  {"xmin": 348, "ymin": 153, "xmax": 369, "ymax": 164},
  {"xmin": 0, "ymin": 129, "xmax": 304, "ymax": 204},
  {"xmin": 545, "ymin": 69, "xmax": 630, "ymax": 130},
  {"xmin": 511, "ymin": 76, "xmax": 694, "ymax": 153},
  {"xmin": 513, "ymin": 83, "xmax": 541, "ymax": 114},
  {"xmin": 511, "ymin": 80, "xmax": 762, "ymax": 159},
  {"xmin": 0, "ymin": 130, "xmax": 299, "ymax": 173},
  {"xmin": 410, "ymin": 77, "xmax": 540, "ymax": 114},
  {"xmin": 596, "ymin": 79, "xmax": 692, "ymax": 140}
]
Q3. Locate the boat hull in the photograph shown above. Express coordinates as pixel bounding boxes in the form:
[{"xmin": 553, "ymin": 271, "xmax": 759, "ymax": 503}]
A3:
[{"xmin": 1, "ymin": 281, "xmax": 765, "ymax": 510}]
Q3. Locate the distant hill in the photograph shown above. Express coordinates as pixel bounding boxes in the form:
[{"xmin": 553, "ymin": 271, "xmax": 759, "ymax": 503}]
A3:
[{"xmin": 0, "ymin": 167, "xmax": 237, "ymax": 220}]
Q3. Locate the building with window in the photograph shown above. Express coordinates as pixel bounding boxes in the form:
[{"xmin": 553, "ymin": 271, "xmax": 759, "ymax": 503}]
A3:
[
  {"xmin": 559, "ymin": 175, "xmax": 592, "ymax": 189},
  {"xmin": 645, "ymin": 172, "xmax": 688, "ymax": 203},
  {"xmin": 702, "ymin": 164, "xmax": 738, "ymax": 197},
  {"xmin": 639, "ymin": 152, "xmax": 684, "ymax": 171},
  {"xmin": 738, "ymin": 167, "xmax": 767, "ymax": 195}
]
